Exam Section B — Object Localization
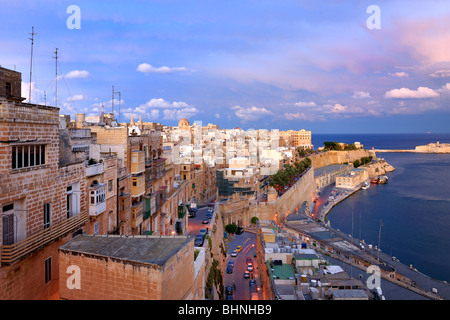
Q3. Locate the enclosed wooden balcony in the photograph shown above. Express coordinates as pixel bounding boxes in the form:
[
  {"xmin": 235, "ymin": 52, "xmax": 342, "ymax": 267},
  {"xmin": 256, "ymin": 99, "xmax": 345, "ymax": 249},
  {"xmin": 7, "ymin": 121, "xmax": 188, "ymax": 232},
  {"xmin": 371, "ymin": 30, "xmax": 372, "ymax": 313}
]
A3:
[
  {"xmin": 131, "ymin": 201, "xmax": 143, "ymax": 229},
  {"xmin": 131, "ymin": 174, "xmax": 145, "ymax": 198},
  {"xmin": 131, "ymin": 150, "xmax": 145, "ymax": 174}
]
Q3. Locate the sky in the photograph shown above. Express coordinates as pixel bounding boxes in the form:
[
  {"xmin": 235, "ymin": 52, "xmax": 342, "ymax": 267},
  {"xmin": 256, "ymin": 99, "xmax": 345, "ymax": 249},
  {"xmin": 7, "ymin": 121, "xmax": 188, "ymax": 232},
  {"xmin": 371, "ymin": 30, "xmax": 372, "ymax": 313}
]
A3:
[{"xmin": 1, "ymin": 0, "xmax": 450, "ymax": 133}]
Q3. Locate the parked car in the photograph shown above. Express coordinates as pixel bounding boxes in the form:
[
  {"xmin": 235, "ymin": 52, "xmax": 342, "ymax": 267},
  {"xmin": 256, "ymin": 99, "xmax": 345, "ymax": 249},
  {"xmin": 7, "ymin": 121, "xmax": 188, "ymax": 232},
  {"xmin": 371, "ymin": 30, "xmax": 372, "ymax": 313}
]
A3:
[
  {"xmin": 195, "ymin": 235, "xmax": 204, "ymax": 246},
  {"xmin": 205, "ymin": 212, "xmax": 212, "ymax": 219},
  {"xmin": 199, "ymin": 228, "xmax": 208, "ymax": 236},
  {"xmin": 207, "ymin": 208, "xmax": 213, "ymax": 213},
  {"xmin": 207, "ymin": 202, "xmax": 215, "ymax": 207},
  {"xmin": 243, "ymin": 271, "xmax": 250, "ymax": 278},
  {"xmin": 226, "ymin": 264, "xmax": 233, "ymax": 274},
  {"xmin": 202, "ymin": 218, "xmax": 209, "ymax": 224},
  {"xmin": 228, "ymin": 260, "xmax": 234, "ymax": 268},
  {"xmin": 247, "ymin": 263, "xmax": 253, "ymax": 272},
  {"xmin": 225, "ymin": 286, "xmax": 233, "ymax": 296},
  {"xmin": 246, "ymin": 257, "xmax": 252, "ymax": 264}
]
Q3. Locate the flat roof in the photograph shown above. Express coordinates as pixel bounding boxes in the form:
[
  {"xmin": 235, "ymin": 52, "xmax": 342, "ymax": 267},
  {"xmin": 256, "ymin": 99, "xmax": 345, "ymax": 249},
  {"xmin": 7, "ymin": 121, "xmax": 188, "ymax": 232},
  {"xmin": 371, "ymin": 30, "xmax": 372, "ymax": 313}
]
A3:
[
  {"xmin": 59, "ymin": 234, "xmax": 193, "ymax": 267},
  {"xmin": 267, "ymin": 263, "xmax": 296, "ymax": 280},
  {"xmin": 331, "ymin": 289, "xmax": 368, "ymax": 299}
]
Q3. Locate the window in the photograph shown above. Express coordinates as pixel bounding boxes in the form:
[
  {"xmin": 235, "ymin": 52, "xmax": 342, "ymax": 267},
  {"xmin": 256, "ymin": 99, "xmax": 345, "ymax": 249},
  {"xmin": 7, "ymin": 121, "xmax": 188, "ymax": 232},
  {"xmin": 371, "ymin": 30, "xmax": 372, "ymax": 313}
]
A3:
[
  {"xmin": 94, "ymin": 222, "xmax": 99, "ymax": 235},
  {"xmin": 108, "ymin": 179, "xmax": 113, "ymax": 192},
  {"xmin": 43, "ymin": 203, "xmax": 51, "ymax": 229},
  {"xmin": 5, "ymin": 82, "xmax": 11, "ymax": 96},
  {"xmin": 12, "ymin": 145, "xmax": 46, "ymax": 169},
  {"xmin": 66, "ymin": 183, "xmax": 80, "ymax": 218},
  {"xmin": 44, "ymin": 257, "xmax": 52, "ymax": 284}
]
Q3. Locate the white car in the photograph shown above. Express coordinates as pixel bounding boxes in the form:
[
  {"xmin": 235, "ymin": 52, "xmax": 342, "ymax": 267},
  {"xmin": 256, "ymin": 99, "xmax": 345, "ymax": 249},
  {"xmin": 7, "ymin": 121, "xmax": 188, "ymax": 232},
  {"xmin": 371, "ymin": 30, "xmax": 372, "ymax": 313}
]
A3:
[
  {"xmin": 231, "ymin": 250, "xmax": 237, "ymax": 257},
  {"xmin": 247, "ymin": 263, "xmax": 253, "ymax": 272}
]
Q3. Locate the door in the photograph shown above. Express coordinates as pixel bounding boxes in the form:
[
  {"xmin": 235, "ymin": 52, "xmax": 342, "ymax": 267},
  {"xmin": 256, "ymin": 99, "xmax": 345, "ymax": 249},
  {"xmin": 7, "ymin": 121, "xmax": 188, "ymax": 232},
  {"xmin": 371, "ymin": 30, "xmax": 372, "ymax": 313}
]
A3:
[{"xmin": 2, "ymin": 214, "xmax": 15, "ymax": 245}]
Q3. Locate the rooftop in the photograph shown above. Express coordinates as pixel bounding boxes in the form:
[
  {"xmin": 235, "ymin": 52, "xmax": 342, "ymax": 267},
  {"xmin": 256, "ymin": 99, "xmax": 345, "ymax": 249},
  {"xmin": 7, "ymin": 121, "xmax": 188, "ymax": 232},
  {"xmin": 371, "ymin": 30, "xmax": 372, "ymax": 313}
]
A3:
[
  {"xmin": 267, "ymin": 262, "xmax": 296, "ymax": 280},
  {"xmin": 59, "ymin": 234, "xmax": 193, "ymax": 267}
]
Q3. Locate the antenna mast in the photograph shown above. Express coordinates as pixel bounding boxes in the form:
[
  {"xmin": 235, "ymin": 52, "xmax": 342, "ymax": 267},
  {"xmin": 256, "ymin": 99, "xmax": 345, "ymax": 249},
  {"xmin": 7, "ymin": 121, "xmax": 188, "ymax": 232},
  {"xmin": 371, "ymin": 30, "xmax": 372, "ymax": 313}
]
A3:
[
  {"xmin": 54, "ymin": 48, "xmax": 58, "ymax": 108},
  {"xmin": 28, "ymin": 26, "xmax": 37, "ymax": 103}
]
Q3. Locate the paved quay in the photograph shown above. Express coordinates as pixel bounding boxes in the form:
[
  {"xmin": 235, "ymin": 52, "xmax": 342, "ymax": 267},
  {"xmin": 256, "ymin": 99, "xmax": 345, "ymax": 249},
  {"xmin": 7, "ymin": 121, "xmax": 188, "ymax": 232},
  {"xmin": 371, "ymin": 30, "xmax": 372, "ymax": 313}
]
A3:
[{"xmin": 284, "ymin": 212, "xmax": 450, "ymax": 300}]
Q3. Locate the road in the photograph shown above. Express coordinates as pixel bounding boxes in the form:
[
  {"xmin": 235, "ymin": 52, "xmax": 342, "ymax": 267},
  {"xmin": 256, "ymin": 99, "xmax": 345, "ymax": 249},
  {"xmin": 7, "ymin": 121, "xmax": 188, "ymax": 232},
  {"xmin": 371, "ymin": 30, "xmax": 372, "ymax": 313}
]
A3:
[
  {"xmin": 186, "ymin": 206, "xmax": 213, "ymax": 242},
  {"xmin": 223, "ymin": 230, "xmax": 261, "ymax": 300}
]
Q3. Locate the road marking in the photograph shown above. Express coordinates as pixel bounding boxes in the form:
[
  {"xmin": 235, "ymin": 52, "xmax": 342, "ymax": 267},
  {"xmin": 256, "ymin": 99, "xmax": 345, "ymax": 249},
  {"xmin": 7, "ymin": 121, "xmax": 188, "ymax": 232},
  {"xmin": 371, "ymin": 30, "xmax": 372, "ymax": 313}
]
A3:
[{"xmin": 243, "ymin": 238, "xmax": 250, "ymax": 245}]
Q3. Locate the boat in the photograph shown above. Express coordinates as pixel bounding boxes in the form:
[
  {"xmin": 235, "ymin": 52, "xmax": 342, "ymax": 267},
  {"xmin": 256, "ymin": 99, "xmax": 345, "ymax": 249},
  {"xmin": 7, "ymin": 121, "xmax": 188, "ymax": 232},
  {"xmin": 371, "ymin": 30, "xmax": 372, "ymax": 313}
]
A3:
[
  {"xmin": 378, "ymin": 175, "xmax": 388, "ymax": 184},
  {"xmin": 371, "ymin": 177, "xmax": 379, "ymax": 184},
  {"xmin": 362, "ymin": 181, "xmax": 370, "ymax": 189}
]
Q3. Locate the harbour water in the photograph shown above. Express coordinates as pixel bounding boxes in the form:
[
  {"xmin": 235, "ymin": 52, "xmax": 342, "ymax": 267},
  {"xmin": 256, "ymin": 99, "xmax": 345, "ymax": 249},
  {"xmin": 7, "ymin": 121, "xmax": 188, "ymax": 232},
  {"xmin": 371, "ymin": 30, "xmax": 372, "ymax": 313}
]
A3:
[{"xmin": 312, "ymin": 133, "xmax": 450, "ymax": 283}]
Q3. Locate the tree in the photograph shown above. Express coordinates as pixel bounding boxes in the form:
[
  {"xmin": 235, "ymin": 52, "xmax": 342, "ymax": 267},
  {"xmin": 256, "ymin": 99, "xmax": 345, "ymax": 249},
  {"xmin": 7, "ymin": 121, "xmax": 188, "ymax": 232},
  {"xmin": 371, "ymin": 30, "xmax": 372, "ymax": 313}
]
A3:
[
  {"xmin": 353, "ymin": 159, "xmax": 361, "ymax": 168},
  {"xmin": 251, "ymin": 216, "xmax": 259, "ymax": 225},
  {"xmin": 225, "ymin": 223, "xmax": 238, "ymax": 234}
]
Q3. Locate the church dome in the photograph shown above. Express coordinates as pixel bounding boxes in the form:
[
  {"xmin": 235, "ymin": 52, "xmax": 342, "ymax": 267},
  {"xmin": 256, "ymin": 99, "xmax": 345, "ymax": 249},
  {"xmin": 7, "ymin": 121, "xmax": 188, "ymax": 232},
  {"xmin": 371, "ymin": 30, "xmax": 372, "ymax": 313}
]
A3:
[{"xmin": 178, "ymin": 118, "xmax": 190, "ymax": 128}]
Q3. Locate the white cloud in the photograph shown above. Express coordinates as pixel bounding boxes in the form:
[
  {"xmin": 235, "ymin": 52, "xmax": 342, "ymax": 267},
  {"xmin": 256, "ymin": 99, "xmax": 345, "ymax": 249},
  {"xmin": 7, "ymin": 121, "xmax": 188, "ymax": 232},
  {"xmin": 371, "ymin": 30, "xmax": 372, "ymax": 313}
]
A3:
[
  {"xmin": 139, "ymin": 98, "xmax": 190, "ymax": 109},
  {"xmin": 430, "ymin": 70, "xmax": 450, "ymax": 78},
  {"xmin": 384, "ymin": 86, "xmax": 440, "ymax": 99},
  {"xmin": 66, "ymin": 94, "xmax": 87, "ymax": 102},
  {"xmin": 123, "ymin": 98, "xmax": 198, "ymax": 121},
  {"xmin": 389, "ymin": 72, "xmax": 409, "ymax": 78},
  {"xmin": 323, "ymin": 103, "xmax": 348, "ymax": 113},
  {"xmin": 215, "ymin": 113, "xmax": 221, "ymax": 119},
  {"xmin": 352, "ymin": 91, "xmax": 371, "ymax": 99},
  {"xmin": 137, "ymin": 63, "xmax": 189, "ymax": 74},
  {"xmin": 59, "ymin": 70, "xmax": 90, "ymax": 80},
  {"xmin": 282, "ymin": 112, "xmax": 307, "ymax": 120},
  {"xmin": 163, "ymin": 107, "xmax": 199, "ymax": 120},
  {"xmin": 293, "ymin": 101, "xmax": 317, "ymax": 107},
  {"xmin": 232, "ymin": 105, "xmax": 273, "ymax": 122},
  {"xmin": 438, "ymin": 83, "xmax": 450, "ymax": 93},
  {"xmin": 21, "ymin": 81, "xmax": 42, "ymax": 103}
]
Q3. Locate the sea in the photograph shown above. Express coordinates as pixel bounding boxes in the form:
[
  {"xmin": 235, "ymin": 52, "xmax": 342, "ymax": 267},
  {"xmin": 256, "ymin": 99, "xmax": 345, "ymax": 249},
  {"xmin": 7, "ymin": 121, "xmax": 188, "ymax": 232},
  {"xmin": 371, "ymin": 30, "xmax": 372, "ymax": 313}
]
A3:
[{"xmin": 312, "ymin": 133, "xmax": 450, "ymax": 283}]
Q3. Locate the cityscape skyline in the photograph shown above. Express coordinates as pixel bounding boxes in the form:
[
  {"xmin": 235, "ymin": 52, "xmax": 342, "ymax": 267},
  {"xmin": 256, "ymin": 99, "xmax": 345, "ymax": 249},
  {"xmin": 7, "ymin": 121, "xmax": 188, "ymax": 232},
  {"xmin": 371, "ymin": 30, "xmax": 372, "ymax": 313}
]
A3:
[{"xmin": 1, "ymin": 0, "xmax": 450, "ymax": 133}]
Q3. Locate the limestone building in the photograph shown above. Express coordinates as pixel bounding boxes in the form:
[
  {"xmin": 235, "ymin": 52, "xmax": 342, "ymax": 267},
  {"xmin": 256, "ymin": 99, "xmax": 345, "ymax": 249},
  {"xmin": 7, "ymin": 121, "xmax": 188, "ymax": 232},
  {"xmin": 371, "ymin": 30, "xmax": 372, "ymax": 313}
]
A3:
[{"xmin": 0, "ymin": 67, "xmax": 87, "ymax": 299}]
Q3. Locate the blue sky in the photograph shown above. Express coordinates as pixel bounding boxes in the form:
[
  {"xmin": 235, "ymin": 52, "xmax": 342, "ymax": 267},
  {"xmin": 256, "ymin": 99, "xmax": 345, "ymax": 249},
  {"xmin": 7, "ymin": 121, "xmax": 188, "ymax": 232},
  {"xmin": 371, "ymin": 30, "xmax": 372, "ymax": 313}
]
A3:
[{"xmin": 1, "ymin": 0, "xmax": 450, "ymax": 133}]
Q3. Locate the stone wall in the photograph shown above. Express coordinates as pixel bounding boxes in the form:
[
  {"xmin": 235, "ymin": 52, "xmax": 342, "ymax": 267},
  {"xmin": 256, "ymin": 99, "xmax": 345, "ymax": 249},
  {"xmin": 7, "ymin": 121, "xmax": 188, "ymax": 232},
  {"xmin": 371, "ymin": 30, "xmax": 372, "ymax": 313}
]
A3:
[
  {"xmin": 220, "ymin": 167, "xmax": 316, "ymax": 226},
  {"xmin": 309, "ymin": 149, "xmax": 371, "ymax": 169}
]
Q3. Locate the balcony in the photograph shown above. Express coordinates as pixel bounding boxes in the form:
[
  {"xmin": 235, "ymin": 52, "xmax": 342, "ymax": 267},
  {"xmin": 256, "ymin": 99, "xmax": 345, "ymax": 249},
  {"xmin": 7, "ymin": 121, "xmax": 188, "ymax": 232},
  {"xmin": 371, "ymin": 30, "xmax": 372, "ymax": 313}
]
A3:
[
  {"xmin": 119, "ymin": 192, "xmax": 131, "ymax": 223},
  {"xmin": 89, "ymin": 183, "xmax": 107, "ymax": 216},
  {"xmin": 1, "ymin": 210, "xmax": 88, "ymax": 264},
  {"xmin": 131, "ymin": 201, "xmax": 143, "ymax": 229},
  {"xmin": 131, "ymin": 150, "xmax": 145, "ymax": 174},
  {"xmin": 86, "ymin": 162, "xmax": 104, "ymax": 177},
  {"xmin": 131, "ymin": 174, "xmax": 145, "ymax": 198}
]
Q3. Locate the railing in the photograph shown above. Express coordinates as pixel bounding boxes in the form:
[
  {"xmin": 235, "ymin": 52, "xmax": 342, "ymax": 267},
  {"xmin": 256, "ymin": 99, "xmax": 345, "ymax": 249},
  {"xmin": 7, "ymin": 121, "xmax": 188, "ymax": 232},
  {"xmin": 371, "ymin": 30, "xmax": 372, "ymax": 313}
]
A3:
[
  {"xmin": 1, "ymin": 210, "xmax": 88, "ymax": 264},
  {"xmin": 89, "ymin": 200, "xmax": 107, "ymax": 216}
]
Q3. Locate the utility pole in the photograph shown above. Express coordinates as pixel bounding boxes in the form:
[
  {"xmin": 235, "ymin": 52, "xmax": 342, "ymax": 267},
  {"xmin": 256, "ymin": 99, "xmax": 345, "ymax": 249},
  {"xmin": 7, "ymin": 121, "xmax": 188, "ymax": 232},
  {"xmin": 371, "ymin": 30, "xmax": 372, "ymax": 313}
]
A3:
[
  {"xmin": 112, "ymin": 85, "xmax": 114, "ymax": 115},
  {"xmin": 28, "ymin": 26, "xmax": 37, "ymax": 103}
]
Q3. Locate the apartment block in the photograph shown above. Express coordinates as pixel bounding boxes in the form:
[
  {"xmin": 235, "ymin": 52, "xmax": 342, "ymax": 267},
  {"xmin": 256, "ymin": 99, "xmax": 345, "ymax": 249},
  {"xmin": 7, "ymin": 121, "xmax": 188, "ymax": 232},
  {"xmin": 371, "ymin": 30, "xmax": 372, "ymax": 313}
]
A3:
[{"xmin": 0, "ymin": 67, "xmax": 87, "ymax": 299}]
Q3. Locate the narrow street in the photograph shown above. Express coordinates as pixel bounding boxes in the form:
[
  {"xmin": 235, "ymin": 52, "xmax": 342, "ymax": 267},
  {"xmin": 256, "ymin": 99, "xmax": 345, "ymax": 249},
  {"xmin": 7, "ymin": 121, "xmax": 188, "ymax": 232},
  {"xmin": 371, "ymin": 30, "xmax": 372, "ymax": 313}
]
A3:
[{"xmin": 223, "ymin": 230, "xmax": 261, "ymax": 300}]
